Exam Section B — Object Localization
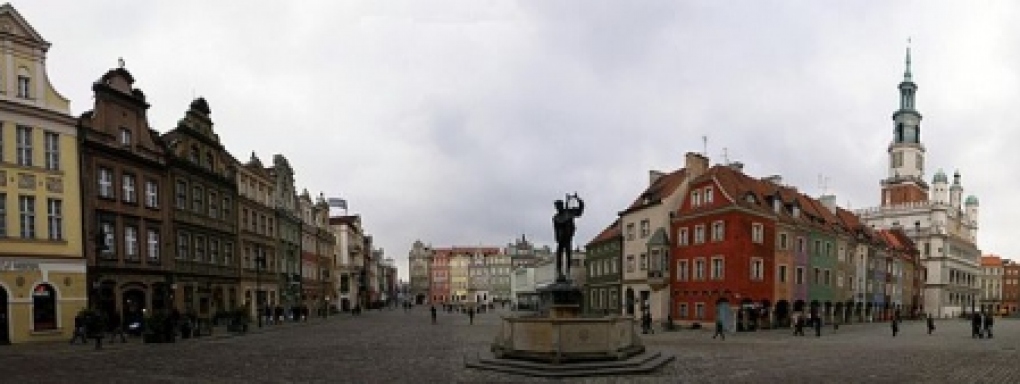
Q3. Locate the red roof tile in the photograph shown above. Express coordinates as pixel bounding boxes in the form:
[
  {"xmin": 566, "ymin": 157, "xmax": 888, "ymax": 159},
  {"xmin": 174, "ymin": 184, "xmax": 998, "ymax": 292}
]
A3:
[{"xmin": 587, "ymin": 219, "xmax": 622, "ymax": 246}]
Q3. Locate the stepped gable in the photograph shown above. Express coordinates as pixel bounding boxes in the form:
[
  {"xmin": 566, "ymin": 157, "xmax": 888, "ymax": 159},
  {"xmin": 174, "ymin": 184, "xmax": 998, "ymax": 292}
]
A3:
[
  {"xmin": 621, "ymin": 169, "xmax": 686, "ymax": 214},
  {"xmin": 587, "ymin": 219, "xmax": 621, "ymax": 246}
]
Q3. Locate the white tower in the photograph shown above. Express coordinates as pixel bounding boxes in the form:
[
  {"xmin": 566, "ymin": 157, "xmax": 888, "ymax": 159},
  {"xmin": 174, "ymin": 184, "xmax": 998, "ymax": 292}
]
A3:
[
  {"xmin": 882, "ymin": 44, "xmax": 928, "ymax": 206},
  {"xmin": 931, "ymin": 169, "xmax": 948, "ymax": 205},
  {"xmin": 950, "ymin": 170, "xmax": 963, "ymax": 210},
  {"xmin": 965, "ymin": 195, "xmax": 979, "ymax": 241}
]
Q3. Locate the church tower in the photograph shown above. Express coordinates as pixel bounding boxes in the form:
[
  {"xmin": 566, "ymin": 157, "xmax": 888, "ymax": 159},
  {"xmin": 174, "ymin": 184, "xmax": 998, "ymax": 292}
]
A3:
[{"xmin": 881, "ymin": 44, "xmax": 929, "ymax": 206}]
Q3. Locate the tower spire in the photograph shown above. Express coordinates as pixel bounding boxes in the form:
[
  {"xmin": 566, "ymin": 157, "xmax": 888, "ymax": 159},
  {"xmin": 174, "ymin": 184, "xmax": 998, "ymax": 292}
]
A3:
[{"xmin": 904, "ymin": 37, "xmax": 912, "ymax": 82}]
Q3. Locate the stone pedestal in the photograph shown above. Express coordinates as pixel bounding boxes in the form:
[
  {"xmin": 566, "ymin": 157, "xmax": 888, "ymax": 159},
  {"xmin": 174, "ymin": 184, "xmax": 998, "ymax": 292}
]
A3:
[{"xmin": 539, "ymin": 282, "xmax": 583, "ymax": 319}]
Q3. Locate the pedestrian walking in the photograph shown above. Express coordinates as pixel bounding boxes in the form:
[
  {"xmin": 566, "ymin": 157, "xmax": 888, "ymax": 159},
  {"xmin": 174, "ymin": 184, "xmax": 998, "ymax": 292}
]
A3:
[
  {"xmin": 468, "ymin": 308, "xmax": 475, "ymax": 325},
  {"xmin": 86, "ymin": 311, "xmax": 103, "ymax": 350},
  {"xmin": 891, "ymin": 315, "xmax": 900, "ymax": 337},
  {"xmin": 430, "ymin": 305, "xmax": 437, "ymax": 324},
  {"xmin": 712, "ymin": 318, "xmax": 726, "ymax": 340},
  {"xmin": 971, "ymin": 312, "xmax": 983, "ymax": 339},
  {"xmin": 983, "ymin": 313, "xmax": 994, "ymax": 339},
  {"xmin": 793, "ymin": 314, "xmax": 805, "ymax": 336},
  {"xmin": 926, "ymin": 314, "xmax": 936, "ymax": 335}
]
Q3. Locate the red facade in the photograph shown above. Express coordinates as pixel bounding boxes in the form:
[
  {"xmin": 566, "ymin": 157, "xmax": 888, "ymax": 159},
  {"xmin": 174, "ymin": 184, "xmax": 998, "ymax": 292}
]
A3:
[
  {"xmin": 429, "ymin": 250, "xmax": 450, "ymax": 303},
  {"xmin": 670, "ymin": 166, "xmax": 776, "ymax": 324}
]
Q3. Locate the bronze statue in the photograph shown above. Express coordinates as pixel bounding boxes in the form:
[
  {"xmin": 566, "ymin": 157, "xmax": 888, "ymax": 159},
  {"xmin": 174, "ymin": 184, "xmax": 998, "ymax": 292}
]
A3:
[{"xmin": 553, "ymin": 193, "xmax": 584, "ymax": 283}]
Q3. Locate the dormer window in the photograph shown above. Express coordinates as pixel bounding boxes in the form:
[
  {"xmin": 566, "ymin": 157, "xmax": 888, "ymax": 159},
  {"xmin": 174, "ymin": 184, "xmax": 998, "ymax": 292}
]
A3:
[
  {"xmin": 189, "ymin": 145, "xmax": 199, "ymax": 163},
  {"xmin": 745, "ymin": 193, "xmax": 756, "ymax": 204},
  {"xmin": 16, "ymin": 68, "xmax": 31, "ymax": 99},
  {"xmin": 692, "ymin": 191, "xmax": 701, "ymax": 207},
  {"xmin": 791, "ymin": 205, "xmax": 800, "ymax": 218},
  {"xmin": 704, "ymin": 187, "xmax": 714, "ymax": 203},
  {"xmin": 119, "ymin": 128, "xmax": 132, "ymax": 146}
]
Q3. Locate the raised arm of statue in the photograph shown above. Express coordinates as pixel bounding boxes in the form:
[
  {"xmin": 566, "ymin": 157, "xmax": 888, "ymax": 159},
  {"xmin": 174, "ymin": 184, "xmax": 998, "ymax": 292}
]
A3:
[{"xmin": 572, "ymin": 197, "xmax": 585, "ymax": 217}]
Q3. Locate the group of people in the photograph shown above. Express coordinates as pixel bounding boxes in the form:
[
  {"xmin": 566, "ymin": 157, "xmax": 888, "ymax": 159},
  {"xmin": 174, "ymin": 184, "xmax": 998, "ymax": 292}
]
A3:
[
  {"xmin": 69, "ymin": 309, "xmax": 130, "ymax": 350},
  {"xmin": 970, "ymin": 312, "xmax": 994, "ymax": 339}
]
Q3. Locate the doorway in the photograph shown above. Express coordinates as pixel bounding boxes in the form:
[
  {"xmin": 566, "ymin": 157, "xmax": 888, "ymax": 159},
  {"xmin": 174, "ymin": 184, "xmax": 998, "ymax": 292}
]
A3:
[{"xmin": 0, "ymin": 285, "xmax": 9, "ymax": 345}]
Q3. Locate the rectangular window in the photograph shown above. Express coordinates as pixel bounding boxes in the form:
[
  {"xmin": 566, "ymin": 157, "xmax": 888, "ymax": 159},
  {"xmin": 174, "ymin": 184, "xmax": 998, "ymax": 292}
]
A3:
[
  {"xmin": 0, "ymin": 126, "xmax": 4, "ymax": 165},
  {"xmin": 704, "ymin": 187, "xmax": 714, "ymax": 203},
  {"xmin": 678, "ymin": 228, "xmax": 689, "ymax": 246},
  {"xmin": 824, "ymin": 269, "xmax": 831, "ymax": 286},
  {"xmin": 711, "ymin": 257, "xmax": 724, "ymax": 280},
  {"xmin": 242, "ymin": 208, "xmax": 249, "ymax": 230},
  {"xmin": 224, "ymin": 242, "xmax": 234, "ymax": 266},
  {"xmin": 119, "ymin": 128, "xmax": 132, "ymax": 146},
  {"xmin": 44, "ymin": 132, "xmax": 59, "ymax": 170},
  {"xmin": 797, "ymin": 238, "xmax": 806, "ymax": 253},
  {"xmin": 222, "ymin": 197, "xmax": 232, "ymax": 220},
  {"xmin": 194, "ymin": 236, "xmax": 205, "ymax": 261},
  {"xmin": 0, "ymin": 193, "xmax": 6, "ymax": 237},
  {"xmin": 124, "ymin": 226, "xmax": 138, "ymax": 260},
  {"xmin": 813, "ymin": 268, "xmax": 820, "ymax": 284},
  {"xmin": 17, "ymin": 76, "xmax": 30, "ymax": 98},
  {"xmin": 16, "ymin": 126, "xmax": 32, "ymax": 166},
  {"xmin": 626, "ymin": 255, "xmax": 635, "ymax": 272},
  {"xmin": 177, "ymin": 233, "xmax": 189, "ymax": 260},
  {"xmin": 122, "ymin": 174, "xmax": 136, "ymax": 203},
  {"xmin": 145, "ymin": 180, "xmax": 159, "ymax": 208},
  {"xmin": 18, "ymin": 195, "xmax": 35, "ymax": 239},
  {"xmin": 751, "ymin": 258, "xmax": 764, "ymax": 281},
  {"xmin": 100, "ymin": 220, "xmax": 115, "ymax": 257},
  {"xmin": 192, "ymin": 186, "xmax": 204, "ymax": 212},
  {"xmin": 626, "ymin": 223, "xmax": 635, "ymax": 240},
  {"xmin": 691, "ymin": 191, "xmax": 700, "ymax": 207},
  {"xmin": 639, "ymin": 253, "xmax": 647, "ymax": 270},
  {"xmin": 639, "ymin": 219, "xmax": 650, "ymax": 238},
  {"xmin": 208, "ymin": 191, "xmax": 218, "ymax": 218},
  {"xmin": 778, "ymin": 265, "xmax": 788, "ymax": 283},
  {"xmin": 209, "ymin": 239, "xmax": 220, "ymax": 264},
  {"xmin": 751, "ymin": 223, "xmax": 764, "ymax": 244},
  {"xmin": 814, "ymin": 240, "xmax": 821, "ymax": 255},
  {"xmin": 695, "ymin": 303, "xmax": 705, "ymax": 319},
  {"xmin": 677, "ymin": 260, "xmax": 688, "ymax": 281},
  {"xmin": 712, "ymin": 221, "xmax": 725, "ymax": 241},
  {"xmin": 825, "ymin": 242, "xmax": 832, "ymax": 257},
  {"xmin": 779, "ymin": 233, "xmax": 788, "ymax": 249},
  {"xmin": 679, "ymin": 303, "xmax": 689, "ymax": 318},
  {"xmin": 795, "ymin": 267, "xmax": 805, "ymax": 284},
  {"xmin": 694, "ymin": 258, "xmax": 706, "ymax": 280},
  {"xmin": 147, "ymin": 229, "xmax": 160, "ymax": 262},
  {"xmin": 46, "ymin": 198, "xmax": 62, "ymax": 240},
  {"xmin": 98, "ymin": 168, "xmax": 114, "ymax": 198},
  {"xmin": 694, "ymin": 225, "xmax": 705, "ymax": 244},
  {"xmin": 175, "ymin": 180, "xmax": 187, "ymax": 208}
]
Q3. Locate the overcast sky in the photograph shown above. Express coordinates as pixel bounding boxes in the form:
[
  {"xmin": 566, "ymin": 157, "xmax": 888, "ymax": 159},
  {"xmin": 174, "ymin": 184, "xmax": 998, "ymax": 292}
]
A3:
[{"xmin": 17, "ymin": 1, "xmax": 1020, "ymax": 279}]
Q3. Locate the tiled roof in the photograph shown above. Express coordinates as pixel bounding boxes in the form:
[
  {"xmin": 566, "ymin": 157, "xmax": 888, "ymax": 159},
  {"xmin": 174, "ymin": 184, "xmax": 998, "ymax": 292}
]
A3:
[
  {"xmin": 587, "ymin": 219, "xmax": 622, "ymax": 246},
  {"xmin": 621, "ymin": 169, "xmax": 687, "ymax": 214},
  {"xmin": 982, "ymin": 255, "xmax": 1003, "ymax": 267}
]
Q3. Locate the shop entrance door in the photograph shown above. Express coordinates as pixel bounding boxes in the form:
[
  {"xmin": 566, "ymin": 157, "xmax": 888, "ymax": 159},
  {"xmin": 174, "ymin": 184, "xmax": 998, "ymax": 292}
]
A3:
[{"xmin": 0, "ymin": 285, "xmax": 10, "ymax": 345}]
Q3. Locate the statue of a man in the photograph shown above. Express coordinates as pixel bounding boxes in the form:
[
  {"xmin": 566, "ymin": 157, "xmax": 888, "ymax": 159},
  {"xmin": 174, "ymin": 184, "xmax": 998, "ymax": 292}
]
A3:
[{"xmin": 553, "ymin": 193, "xmax": 584, "ymax": 283}]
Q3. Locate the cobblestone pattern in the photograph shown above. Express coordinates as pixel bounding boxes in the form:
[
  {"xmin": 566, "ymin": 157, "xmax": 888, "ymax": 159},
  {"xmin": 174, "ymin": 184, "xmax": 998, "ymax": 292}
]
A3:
[{"xmin": 1, "ymin": 309, "xmax": 1019, "ymax": 383}]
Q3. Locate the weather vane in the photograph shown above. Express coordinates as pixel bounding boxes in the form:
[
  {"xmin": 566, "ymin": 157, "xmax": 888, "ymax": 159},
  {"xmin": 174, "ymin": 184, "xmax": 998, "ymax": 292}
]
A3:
[{"xmin": 118, "ymin": 57, "xmax": 125, "ymax": 69}]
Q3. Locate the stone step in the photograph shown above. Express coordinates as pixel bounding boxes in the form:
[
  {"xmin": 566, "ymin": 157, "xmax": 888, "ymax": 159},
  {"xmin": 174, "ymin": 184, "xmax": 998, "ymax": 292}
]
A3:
[{"xmin": 465, "ymin": 350, "xmax": 675, "ymax": 378}]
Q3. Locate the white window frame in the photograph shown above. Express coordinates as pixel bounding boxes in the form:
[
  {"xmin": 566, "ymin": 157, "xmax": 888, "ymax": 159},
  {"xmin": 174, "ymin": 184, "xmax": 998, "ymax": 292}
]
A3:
[
  {"xmin": 778, "ymin": 264, "xmax": 788, "ymax": 283},
  {"xmin": 695, "ymin": 303, "xmax": 705, "ymax": 319},
  {"xmin": 694, "ymin": 258, "xmax": 706, "ymax": 280},
  {"xmin": 145, "ymin": 180, "xmax": 159, "ymax": 208},
  {"xmin": 711, "ymin": 256, "xmax": 724, "ymax": 280},
  {"xmin": 46, "ymin": 198, "xmax": 62, "ymax": 240},
  {"xmin": 122, "ymin": 174, "xmax": 136, "ymax": 203},
  {"xmin": 677, "ymin": 260, "xmax": 689, "ymax": 281},
  {"xmin": 694, "ymin": 225, "xmax": 705, "ymax": 244},
  {"xmin": 120, "ymin": 128, "xmax": 132, "ymax": 146},
  {"xmin": 16, "ymin": 125, "xmax": 32, "ymax": 166},
  {"xmin": 98, "ymin": 168, "xmax": 114, "ymax": 198},
  {"xmin": 101, "ymin": 221, "xmax": 115, "ymax": 256},
  {"xmin": 751, "ymin": 258, "xmax": 764, "ymax": 281},
  {"xmin": 147, "ymin": 229, "xmax": 160, "ymax": 262},
  {"xmin": 679, "ymin": 303, "xmax": 688, "ymax": 318},
  {"xmin": 177, "ymin": 233, "xmax": 189, "ymax": 260},
  {"xmin": 691, "ymin": 191, "xmax": 701, "ymax": 207},
  {"xmin": 678, "ymin": 228, "xmax": 689, "ymax": 246},
  {"xmin": 124, "ymin": 226, "xmax": 138, "ymax": 260},
  {"xmin": 712, "ymin": 221, "xmax": 725, "ymax": 241},
  {"xmin": 751, "ymin": 223, "xmax": 764, "ymax": 244},
  {"xmin": 704, "ymin": 186, "xmax": 714, "ymax": 203},
  {"xmin": 44, "ymin": 131, "xmax": 59, "ymax": 170},
  {"xmin": 19, "ymin": 195, "xmax": 35, "ymax": 239},
  {"xmin": 795, "ymin": 266, "xmax": 805, "ymax": 285}
]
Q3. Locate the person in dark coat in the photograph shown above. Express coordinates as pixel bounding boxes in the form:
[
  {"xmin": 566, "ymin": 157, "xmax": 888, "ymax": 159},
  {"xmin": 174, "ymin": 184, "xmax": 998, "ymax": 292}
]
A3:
[
  {"xmin": 926, "ymin": 313, "xmax": 936, "ymax": 335},
  {"xmin": 983, "ymin": 313, "xmax": 994, "ymax": 339},
  {"xmin": 793, "ymin": 314, "xmax": 805, "ymax": 336},
  {"xmin": 86, "ymin": 311, "xmax": 104, "ymax": 350},
  {"xmin": 468, "ymin": 308, "xmax": 475, "ymax": 325},
  {"xmin": 891, "ymin": 313, "xmax": 900, "ymax": 337},
  {"xmin": 813, "ymin": 313, "xmax": 822, "ymax": 337},
  {"xmin": 971, "ymin": 312, "xmax": 983, "ymax": 339},
  {"xmin": 430, "ymin": 305, "xmax": 437, "ymax": 324},
  {"xmin": 108, "ymin": 311, "xmax": 127, "ymax": 343}
]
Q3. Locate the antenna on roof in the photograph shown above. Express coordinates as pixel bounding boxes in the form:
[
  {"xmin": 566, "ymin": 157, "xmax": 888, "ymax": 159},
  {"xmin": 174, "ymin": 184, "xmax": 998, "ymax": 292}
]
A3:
[
  {"xmin": 722, "ymin": 147, "xmax": 729, "ymax": 164},
  {"xmin": 817, "ymin": 174, "xmax": 830, "ymax": 195},
  {"xmin": 702, "ymin": 135, "xmax": 708, "ymax": 156}
]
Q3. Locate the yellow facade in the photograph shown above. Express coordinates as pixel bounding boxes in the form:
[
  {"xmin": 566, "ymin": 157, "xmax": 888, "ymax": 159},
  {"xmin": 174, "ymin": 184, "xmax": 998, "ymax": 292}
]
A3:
[
  {"xmin": 450, "ymin": 254, "xmax": 469, "ymax": 301},
  {"xmin": 0, "ymin": 4, "xmax": 85, "ymax": 344}
]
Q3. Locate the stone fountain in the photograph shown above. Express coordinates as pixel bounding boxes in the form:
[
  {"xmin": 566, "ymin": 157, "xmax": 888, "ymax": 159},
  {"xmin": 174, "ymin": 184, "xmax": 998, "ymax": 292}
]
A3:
[{"xmin": 465, "ymin": 194, "xmax": 674, "ymax": 378}]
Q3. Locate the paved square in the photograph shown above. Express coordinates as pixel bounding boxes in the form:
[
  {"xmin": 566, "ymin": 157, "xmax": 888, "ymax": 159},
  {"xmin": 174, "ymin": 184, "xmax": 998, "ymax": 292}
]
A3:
[{"xmin": 1, "ymin": 308, "xmax": 1018, "ymax": 383}]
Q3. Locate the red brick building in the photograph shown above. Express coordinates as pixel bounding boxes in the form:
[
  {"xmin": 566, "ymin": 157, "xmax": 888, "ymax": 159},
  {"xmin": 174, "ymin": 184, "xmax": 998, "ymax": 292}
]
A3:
[
  {"xmin": 1003, "ymin": 260, "xmax": 1020, "ymax": 315},
  {"xmin": 429, "ymin": 249, "xmax": 450, "ymax": 303}
]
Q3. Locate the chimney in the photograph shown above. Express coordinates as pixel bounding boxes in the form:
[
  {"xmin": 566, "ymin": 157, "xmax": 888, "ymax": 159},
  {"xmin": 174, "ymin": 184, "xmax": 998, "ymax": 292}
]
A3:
[
  {"xmin": 761, "ymin": 175, "xmax": 783, "ymax": 185},
  {"xmin": 649, "ymin": 170, "xmax": 666, "ymax": 186},
  {"xmin": 728, "ymin": 161, "xmax": 744, "ymax": 172},
  {"xmin": 819, "ymin": 194, "xmax": 837, "ymax": 214},
  {"xmin": 685, "ymin": 152, "xmax": 709, "ymax": 178}
]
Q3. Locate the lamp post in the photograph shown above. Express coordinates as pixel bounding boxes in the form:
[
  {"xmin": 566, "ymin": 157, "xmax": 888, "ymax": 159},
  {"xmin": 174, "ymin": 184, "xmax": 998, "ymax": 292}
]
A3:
[{"xmin": 256, "ymin": 248, "xmax": 265, "ymax": 328}]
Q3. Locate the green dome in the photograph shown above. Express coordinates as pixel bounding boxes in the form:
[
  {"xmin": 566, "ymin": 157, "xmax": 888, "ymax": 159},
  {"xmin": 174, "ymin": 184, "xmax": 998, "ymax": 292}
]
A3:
[
  {"xmin": 932, "ymin": 169, "xmax": 948, "ymax": 183},
  {"xmin": 965, "ymin": 195, "xmax": 979, "ymax": 206}
]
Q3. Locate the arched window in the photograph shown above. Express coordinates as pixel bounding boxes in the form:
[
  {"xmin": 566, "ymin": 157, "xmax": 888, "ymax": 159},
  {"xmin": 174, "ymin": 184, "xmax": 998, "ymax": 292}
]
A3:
[{"xmin": 32, "ymin": 283, "xmax": 57, "ymax": 331}]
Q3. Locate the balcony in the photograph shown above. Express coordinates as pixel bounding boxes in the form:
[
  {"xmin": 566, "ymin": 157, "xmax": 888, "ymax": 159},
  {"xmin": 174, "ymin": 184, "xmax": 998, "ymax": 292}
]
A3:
[{"xmin": 648, "ymin": 269, "xmax": 668, "ymax": 287}]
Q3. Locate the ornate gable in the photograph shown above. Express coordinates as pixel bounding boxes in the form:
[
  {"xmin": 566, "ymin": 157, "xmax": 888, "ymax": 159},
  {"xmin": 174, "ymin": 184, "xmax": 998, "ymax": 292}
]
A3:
[{"xmin": 0, "ymin": 4, "xmax": 48, "ymax": 47}]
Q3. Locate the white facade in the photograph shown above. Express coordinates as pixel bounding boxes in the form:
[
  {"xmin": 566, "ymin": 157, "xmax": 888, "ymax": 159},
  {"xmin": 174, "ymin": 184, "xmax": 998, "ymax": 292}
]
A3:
[{"xmin": 858, "ymin": 50, "xmax": 981, "ymax": 318}]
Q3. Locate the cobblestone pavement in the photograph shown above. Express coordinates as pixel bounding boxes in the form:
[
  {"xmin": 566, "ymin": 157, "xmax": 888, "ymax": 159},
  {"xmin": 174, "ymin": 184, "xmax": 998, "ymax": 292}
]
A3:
[{"xmin": 2, "ymin": 308, "xmax": 1019, "ymax": 383}]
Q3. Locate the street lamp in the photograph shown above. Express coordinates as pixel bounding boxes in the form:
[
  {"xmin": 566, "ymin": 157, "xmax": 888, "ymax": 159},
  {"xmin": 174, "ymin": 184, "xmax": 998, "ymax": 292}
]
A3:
[{"xmin": 256, "ymin": 248, "xmax": 266, "ymax": 328}]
